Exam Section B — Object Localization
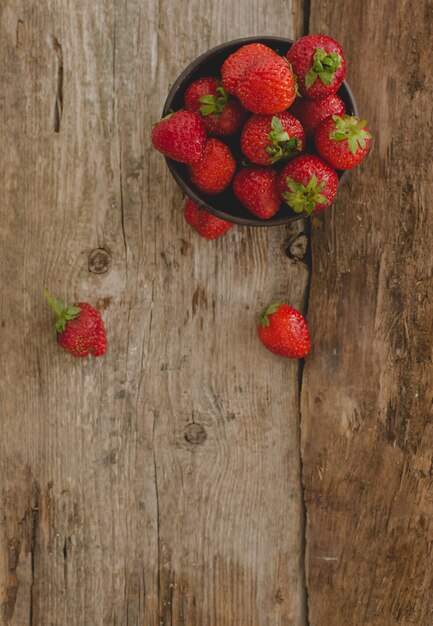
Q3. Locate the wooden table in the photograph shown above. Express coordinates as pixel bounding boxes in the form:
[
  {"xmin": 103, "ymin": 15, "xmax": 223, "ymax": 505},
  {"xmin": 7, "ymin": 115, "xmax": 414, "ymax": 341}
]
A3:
[{"xmin": 0, "ymin": 1, "xmax": 431, "ymax": 624}]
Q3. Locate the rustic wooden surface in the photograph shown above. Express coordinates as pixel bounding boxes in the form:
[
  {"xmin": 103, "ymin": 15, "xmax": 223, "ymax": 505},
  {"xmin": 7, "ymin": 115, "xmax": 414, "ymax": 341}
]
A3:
[
  {"xmin": 0, "ymin": 1, "xmax": 310, "ymax": 625},
  {"xmin": 2, "ymin": 0, "xmax": 432, "ymax": 624},
  {"xmin": 301, "ymin": 1, "xmax": 433, "ymax": 625}
]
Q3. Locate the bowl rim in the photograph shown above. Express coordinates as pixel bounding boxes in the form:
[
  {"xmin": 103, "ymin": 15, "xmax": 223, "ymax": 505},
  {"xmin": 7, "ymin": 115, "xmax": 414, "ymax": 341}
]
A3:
[{"xmin": 162, "ymin": 36, "xmax": 359, "ymax": 227}]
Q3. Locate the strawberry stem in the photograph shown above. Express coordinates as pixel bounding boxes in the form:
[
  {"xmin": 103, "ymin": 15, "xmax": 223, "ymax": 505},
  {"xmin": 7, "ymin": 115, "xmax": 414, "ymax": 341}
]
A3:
[
  {"xmin": 266, "ymin": 117, "xmax": 301, "ymax": 163},
  {"xmin": 305, "ymin": 48, "xmax": 342, "ymax": 89},
  {"xmin": 45, "ymin": 290, "xmax": 82, "ymax": 334},
  {"xmin": 259, "ymin": 302, "xmax": 281, "ymax": 327},
  {"xmin": 329, "ymin": 115, "xmax": 372, "ymax": 154},
  {"xmin": 45, "ymin": 289, "xmax": 63, "ymax": 317},
  {"xmin": 282, "ymin": 174, "xmax": 326, "ymax": 215},
  {"xmin": 198, "ymin": 86, "xmax": 228, "ymax": 117}
]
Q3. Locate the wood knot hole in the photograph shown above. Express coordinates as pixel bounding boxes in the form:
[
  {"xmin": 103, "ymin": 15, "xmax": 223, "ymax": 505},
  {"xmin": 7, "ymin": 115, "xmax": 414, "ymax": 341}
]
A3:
[
  {"xmin": 184, "ymin": 423, "xmax": 206, "ymax": 445},
  {"xmin": 88, "ymin": 249, "xmax": 111, "ymax": 274}
]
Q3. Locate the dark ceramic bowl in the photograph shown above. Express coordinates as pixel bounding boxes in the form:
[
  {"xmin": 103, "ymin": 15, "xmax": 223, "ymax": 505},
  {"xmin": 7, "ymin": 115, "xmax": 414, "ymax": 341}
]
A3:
[{"xmin": 162, "ymin": 36, "xmax": 358, "ymax": 227}]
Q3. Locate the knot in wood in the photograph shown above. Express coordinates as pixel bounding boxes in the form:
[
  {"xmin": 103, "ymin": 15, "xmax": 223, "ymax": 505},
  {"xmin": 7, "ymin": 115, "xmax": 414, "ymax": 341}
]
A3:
[
  {"xmin": 88, "ymin": 249, "xmax": 111, "ymax": 274},
  {"xmin": 184, "ymin": 423, "xmax": 206, "ymax": 445}
]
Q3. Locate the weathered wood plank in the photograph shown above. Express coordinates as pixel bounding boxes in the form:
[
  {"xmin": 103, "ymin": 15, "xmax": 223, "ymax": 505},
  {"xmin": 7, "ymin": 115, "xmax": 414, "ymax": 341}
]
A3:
[
  {"xmin": 302, "ymin": 1, "xmax": 433, "ymax": 624},
  {"xmin": 0, "ymin": 1, "xmax": 309, "ymax": 624}
]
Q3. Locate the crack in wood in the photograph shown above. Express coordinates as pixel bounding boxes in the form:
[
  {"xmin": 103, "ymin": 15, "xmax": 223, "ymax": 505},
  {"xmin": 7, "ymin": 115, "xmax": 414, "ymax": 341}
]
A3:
[
  {"xmin": 29, "ymin": 484, "xmax": 40, "ymax": 626},
  {"xmin": 303, "ymin": 0, "xmax": 311, "ymax": 35},
  {"xmin": 152, "ymin": 411, "xmax": 162, "ymax": 623},
  {"xmin": 51, "ymin": 36, "xmax": 63, "ymax": 133}
]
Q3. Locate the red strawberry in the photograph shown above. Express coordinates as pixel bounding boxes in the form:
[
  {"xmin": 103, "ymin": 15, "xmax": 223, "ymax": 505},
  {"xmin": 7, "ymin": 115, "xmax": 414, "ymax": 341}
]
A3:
[
  {"xmin": 184, "ymin": 77, "xmax": 246, "ymax": 136},
  {"xmin": 290, "ymin": 94, "xmax": 346, "ymax": 135},
  {"xmin": 233, "ymin": 167, "xmax": 280, "ymax": 220},
  {"xmin": 188, "ymin": 138, "xmax": 236, "ymax": 194},
  {"xmin": 287, "ymin": 35, "xmax": 346, "ymax": 99},
  {"xmin": 45, "ymin": 290, "xmax": 107, "ymax": 357},
  {"xmin": 221, "ymin": 43, "xmax": 278, "ymax": 94},
  {"xmin": 240, "ymin": 112, "xmax": 305, "ymax": 165},
  {"xmin": 236, "ymin": 55, "xmax": 296, "ymax": 114},
  {"xmin": 278, "ymin": 155, "xmax": 338, "ymax": 215},
  {"xmin": 258, "ymin": 303, "xmax": 310, "ymax": 358},
  {"xmin": 151, "ymin": 110, "xmax": 206, "ymax": 164},
  {"xmin": 315, "ymin": 114, "xmax": 372, "ymax": 170},
  {"xmin": 184, "ymin": 199, "xmax": 233, "ymax": 239}
]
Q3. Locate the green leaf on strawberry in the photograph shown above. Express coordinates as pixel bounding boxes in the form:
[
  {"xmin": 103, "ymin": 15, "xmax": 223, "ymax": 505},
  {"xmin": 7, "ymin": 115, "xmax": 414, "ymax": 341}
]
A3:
[
  {"xmin": 259, "ymin": 302, "xmax": 282, "ymax": 328},
  {"xmin": 282, "ymin": 174, "xmax": 326, "ymax": 215},
  {"xmin": 265, "ymin": 116, "xmax": 301, "ymax": 164},
  {"xmin": 329, "ymin": 114, "xmax": 373, "ymax": 154},
  {"xmin": 45, "ymin": 289, "xmax": 82, "ymax": 334},
  {"xmin": 198, "ymin": 86, "xmax": 228, "ymax": 117},
  {"xmin": 305, "ymin": 48, "xmax": 342, "ymax": 88}
]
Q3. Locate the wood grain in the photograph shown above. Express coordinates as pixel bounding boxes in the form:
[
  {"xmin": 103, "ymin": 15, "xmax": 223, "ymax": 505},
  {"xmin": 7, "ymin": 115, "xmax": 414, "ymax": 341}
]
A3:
[
  {"xmin": 0, "ymin": 1, "xmax": 308, "ymax": 624},
  {"xmin": 301, "ymin": 1, "xmax": 433, "ymax": 624}
]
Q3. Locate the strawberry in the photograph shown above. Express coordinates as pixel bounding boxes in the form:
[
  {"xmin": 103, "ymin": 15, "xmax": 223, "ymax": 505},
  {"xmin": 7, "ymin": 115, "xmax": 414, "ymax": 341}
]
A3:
[
  {"xmin": 258, "ymin": 303, "xmax": 310, "ymax": 358},
  {"xmin": 236, "ymin": 55, "xmax": 296, "ymax": 114},
  {"xmin": 233, "ymin": 167, "xmax": 280, "ymax": 220},
  {"xmin": 221, "ymin": 43, "xmax": 278, "ymax": 94},
  {"xmin": 184, "ymin": 76, "xmax": 246, "ymax": 136},
  {"xmin": 184, "ymin": 199, "xmax": 233, "ymax": 239},
  {"xmin": 45, "ymin": 290, "xmax": 107, "ymax": 358},
  {"xmin": 188, "ymin": 138, "xmax": 236, "ymax": 194},
  {"xmin": 315, "ymin": 114, "xmax": 372, "ymax": 170},
  {"xmin": 240, "ymin": 112, "xmax": 305, "ymax": 165},
  {"xmin": 278, "ymin": 154, "xmax": 338, "ymax": 215},
  {"xmin": 290, "ymin": 94, "xmax": 346, "ymax": 135},
  {"xmin": 151, "ymin": 110, "xmax": 206, "ymax": 164},
  {"xmin": 286, "ymin": 35, "xmax": 346, "ymax": 99}
]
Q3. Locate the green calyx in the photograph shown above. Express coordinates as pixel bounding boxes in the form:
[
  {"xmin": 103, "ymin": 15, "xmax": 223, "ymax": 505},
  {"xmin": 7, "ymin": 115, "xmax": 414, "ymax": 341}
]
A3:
[
  {"xmin": 198, "ymin": 86, "xmax": 228, "ymax": 117},
  {"xmin": 282, "ymin": 174, "xmax": 326, "ymax": 215},
  {"xmin": 266, "ymin": 116, "xmax": 301, "ymax": 164},
  {"xmin": 305, "ymin": 48, "xmax": 342, "ymax": 89},
  {"xmin": 329, "ymin": 114, "xmax": 372, "ymax": 154},
  {"xmin": 260, "ymin": 302, "xmax": 282, "ymax": 327},
  {"xmin": 151, "ymin": 111, "xmax": 173, "ymax": 128},
  {"xmin": 45, "ymin": 289, "xmax": 81, "ymax": 334}
]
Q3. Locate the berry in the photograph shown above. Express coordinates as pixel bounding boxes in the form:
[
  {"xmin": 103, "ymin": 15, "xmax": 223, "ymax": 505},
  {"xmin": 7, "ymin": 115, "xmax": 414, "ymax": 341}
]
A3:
[
  {"xmin": 290, "ymin": 94, "xmax": 346, "ymax": 135},
  {"xmin": 240, "ymin": 112, "xmax": 305, "ymax": 165},
  {"xmin": 188, "ymin": 138, "xmax": 236, "ymax": 194},
  {"xmin": 278, "ymin": 155, "xmax": 338, "ymax": 215},
  {"xmin": 287, "ymin": 35, "xmax": 346, "ymax": 99},
  {"xmin": 45, "ymin": 290, "xmax": 107, "ymax": 358},
  {"xmin": 221, "ymin": 43, "xmax": 278, "ymax": 94},
  {"xmin": 184, "ymin": 77, "xmax": 246, "ymax": 136},
  {"xmin": 184, "ymin": 199, "xmax": 233, "ymax": 239},
  {"xmin": 315, "ymin": 114, "xmax": 372, "ymax": 170},
  {"xmin": 236, "ymin": 55, "xmax": 296, "ymax": 114},
  {"xmin": 233, "ymin": 167, "xmax": 280, "ymax": 220},
  {"xmin": 151, "ymin": 110, "xmax": 206, "ymax": 164},
  {"xmin": 258, "ymin": 303, "xmax": 310, "ymax": 358}
]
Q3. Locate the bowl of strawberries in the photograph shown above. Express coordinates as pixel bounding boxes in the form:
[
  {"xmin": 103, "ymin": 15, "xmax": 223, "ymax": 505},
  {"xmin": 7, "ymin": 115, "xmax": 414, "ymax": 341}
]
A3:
[{"xmin": 152, "ymin": 35, "xmax": 372, "ymax": 227}]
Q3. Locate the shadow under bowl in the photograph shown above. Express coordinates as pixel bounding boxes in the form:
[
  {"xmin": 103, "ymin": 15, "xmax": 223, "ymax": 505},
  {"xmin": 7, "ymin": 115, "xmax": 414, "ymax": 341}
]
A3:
[{"xmin": 162, "ymin": 36, "xmax": 358, "ymax": 227}]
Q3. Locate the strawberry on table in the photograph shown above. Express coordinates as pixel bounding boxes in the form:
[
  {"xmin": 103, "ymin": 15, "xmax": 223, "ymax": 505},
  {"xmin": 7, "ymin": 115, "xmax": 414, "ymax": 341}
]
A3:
[
  {"xmin": 221, "ymin": 43, "xmax": 278, "ymax": 94},
  {"xmin": 241, "ymin": 112, "xmax": 305, "ymax": 165},
  {"xmin": 287, "ymin": 35, "xmax": 346, "ymax": 99},
  {"xmin": 236, "ymin": 55, "xmax": 296, "ymax": 113},
  {"xmin": 184, "ymin": 76, "xmax": 246, "ymax": 136},
  {"xmin": 45, "ymin": 290, "xmax": 107, "ymax": 358},
  {"xmin": 290, "ymin": 94, "xmax": 346, "ymax": 136},
  {"xmin": 278, "ymin": 154, "xmax": 338, "ymax": 215},
  {"xmin": 258, "ymin": 303, "xmax": 310, "ymax": 358},
  {"xmin": 315, "ymin": 114, "xmax": 372, "ymax": 170},
  {"xmin": 233, "ymin": 167, "xmax": 280, "ymax": 220},
  {"xmin": 188, "ymin": 138, "xmax": 236, "ymax": 194},
  {"xmin": 184, "ymin": 199, "xmax": 233, "ymax": 239},
  {"xmin": 151, "ymin": 110, "xmax": 207, "ymax": 164}
]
